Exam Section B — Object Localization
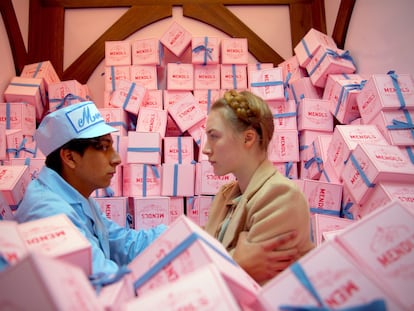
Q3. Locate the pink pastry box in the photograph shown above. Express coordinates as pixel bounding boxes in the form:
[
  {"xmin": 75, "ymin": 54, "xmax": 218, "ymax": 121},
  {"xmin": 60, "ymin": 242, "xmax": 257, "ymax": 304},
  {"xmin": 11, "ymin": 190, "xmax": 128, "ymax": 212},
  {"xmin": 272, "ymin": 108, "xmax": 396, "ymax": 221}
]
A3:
[
  {"xmin": 297, "ymin": 98, "xmax": 334, "ymax": 132},
  {"xmin": 273, "ymin": 161, "xmax": 299, "ymax": 180},
  {"xmin": 371, "ymin": 109, "xmax": 414, "ymax": 146},
  {"xmin": 306, "ymin": 47, "xmax": 356, "ymax": 88},
  {"xmin": 10, "ymin": 157, "xmax": 46, "ymax": 181},
  {"xmin": 186, "ymin": 195, "xmax": 214, "ymax": 228},
  {"xmin": 249, "ymin": 67, "xmax": 284, "ymax": 101},
  {"xmin": 257, "ymin": 240, "xmax": 405, "ymax": 311},
  {"xmin": 278, "ymin": 55, "xmax": 307, "ymax": 84},
  {"xmin": 105, "ymin": 40, "xmax": 131, "ymax": 66},
  {"xmin": 126, "ymin": 131, "xmax": 162, "ymax": 164},
  {"xmin": 99, "ymin": 107, "xmax": 129, "ymax": 136},
  {"xmin": 161, "ymin": 163, "xmax": 195, "ymax": 197},
  {"xmin": 131, "ymin": 37, "xmax": 161, "ymax": 65},
  {"xmin": 20, "ymin": 60, "xmax": 60, "ymax": 91},
  {"xmin": 326, "ymin": 124, "xmax": 389, "ymax": 180},
  {"xmin": 163, "ymin": 136, "xmax": 194, "ymax": 164},
  {"xmin": 220, "ymin": 64, "xmax": 248, "ymax": 90},
  {"xmin": 193, "ymin": 89, "xmax": 220, "ymax": 115},
  {"xmin": 135, "ymin": 107, "xmax": 168, "ymax": 137},
  {"xmin": 95, "ymin": 196, "xmax": 129, "ymax": 228},
  {"xmin": 0, "ymin": 165, "xmax": 30, "ymax": 207},
  {"xmin": 142, "ymin": 89, "xmax": 163, "ymax": 109},
  {"xmin": 110, "ymin": 79, "xmax": 148, "ymax": 116},
  {"xmin": 293, "ymin": 27, "xmax": 337, "ymax": 68},
  {"xmin": 0, "ymin": 252, "xmax": 102, "ymax": 311},
  {"xmin": 132, "ymin": 196, "xmax": 170, "ymax": 230},
  {"xmin": 160, "ymin": 21, "xmax": 192, "ymax": 58},
  {"xmin": 301, "ymin": 134, "xmax": 333, "ymax": 180},
  {"xmin": 124, "ymin": 264, "xmax": 241, "ymax": 310},
  {"xmin": 0, "ymin": 102, "xmax": 36, "ymax": 136},
  {"xmin": 268, "ymin": 99, "xmax": 297, "ymax": 130},
  {"xmin": 341, "ymin": 143, "xmax": 414, "ymax": 205},
  {"xmin": 0, "ymin": 123, "xmax": 5, "ymax": 160},
  {"xmin": 191, "ymin": 36, "xmax": 220, "ymax": 65},
  {"xmin": 289, "ymin": 77, "xmax": 323, "ymax": 106},
  {"xmin": 3, "ymin": 76, "xmax": 46, "ymax": 122},
  {"xmin": 335, "ymin": 200, "xmax": 414, "ymax": 310},
  {"xmin": 104, "ymin": 65, "xmax": 130, "ymax": 92},
  {"xmin": 323, "ymin": 74, "xmax": 366, "ymax": 124},
  {"xmin": 123, "ymin": 163, "xmax": 162, "ymax": 197},
  {"xmin": 193, "ymin": 64, "xmax": 221, "ymax": 90},
  {"xmin": 356, "ymin": 181, "xmax": 414, "ymax": 219},
  {"xmin": 220, "ymin": 38, "xmax": 249, "ymax": 65},
  {"xmin": 130, "ymin": 65, "xmax": 158, "ymax": 90},
  {"xmin": 167, "ymin": 92, "xmax": 205, "ymax": 133},
  {"xmin": 48, "ymin": 79, "xmax": 86, "ymax": 112},
  {"xmin": 0, "ymin": 220, "xmax": 28, "ymax": 265},
  {"xmin": 268, "ymin": 129, "xmax": 299, "ymax": 163},
  {"xmin": 18, "ymin": 214, "xmax": 92, "ymax": 275},
  {"xmin": 166, "ymin": 63, "xmax": 194, "ymax": 91},
  {"xmin": 302, "ymin": 179, "xmax": 343, "ymax": 216},
  {"xmin": 310, "ymin": 213, "xmax": 354, "ymax": 246},
  {"xmin": 356, "ymin": 72, "xmax": 414, "ymax": 124},
  {"xmin": 127, "ymin": 215, "xmax": 261, "ymax": 307},
  {"xmin": 195, "ymin": 160, "xmax": 236, "ymax": 196}
]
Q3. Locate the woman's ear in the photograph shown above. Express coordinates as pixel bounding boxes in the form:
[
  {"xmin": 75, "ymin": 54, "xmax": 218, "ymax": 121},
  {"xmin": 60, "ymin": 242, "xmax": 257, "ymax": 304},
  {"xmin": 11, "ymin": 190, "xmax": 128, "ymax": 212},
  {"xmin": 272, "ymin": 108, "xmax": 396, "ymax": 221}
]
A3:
[
  {"xmin": 243, "ymin": 129, "xmax": 257, "ymax": 147},
  {"xmin": 60, "ymin": 148, "xmax": 76, "ymax": 169}
]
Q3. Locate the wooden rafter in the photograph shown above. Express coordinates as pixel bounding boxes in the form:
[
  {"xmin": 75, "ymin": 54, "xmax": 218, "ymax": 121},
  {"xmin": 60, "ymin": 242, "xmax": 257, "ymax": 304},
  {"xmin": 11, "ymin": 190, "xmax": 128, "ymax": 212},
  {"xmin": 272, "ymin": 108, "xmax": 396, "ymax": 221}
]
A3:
[{"xmin": 1, "ymin": 0, "xmax": 356, "ymax": 83}]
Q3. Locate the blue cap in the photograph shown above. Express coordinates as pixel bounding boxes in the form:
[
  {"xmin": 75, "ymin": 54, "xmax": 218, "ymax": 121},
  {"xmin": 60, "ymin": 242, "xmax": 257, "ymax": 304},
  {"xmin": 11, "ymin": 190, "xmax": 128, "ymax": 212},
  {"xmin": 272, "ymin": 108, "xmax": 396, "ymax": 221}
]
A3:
[{"xmin": 35, "ymin": 101, "xmax": 118, "ymax": 156}]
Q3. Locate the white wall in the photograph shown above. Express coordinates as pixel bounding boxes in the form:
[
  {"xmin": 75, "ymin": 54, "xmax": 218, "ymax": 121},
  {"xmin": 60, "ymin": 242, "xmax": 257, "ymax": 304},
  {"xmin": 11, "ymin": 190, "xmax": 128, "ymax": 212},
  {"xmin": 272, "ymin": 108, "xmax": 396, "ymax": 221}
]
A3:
[{"xmin": 1, "ymin": 0, "xmax": 414, "ymax": 105}]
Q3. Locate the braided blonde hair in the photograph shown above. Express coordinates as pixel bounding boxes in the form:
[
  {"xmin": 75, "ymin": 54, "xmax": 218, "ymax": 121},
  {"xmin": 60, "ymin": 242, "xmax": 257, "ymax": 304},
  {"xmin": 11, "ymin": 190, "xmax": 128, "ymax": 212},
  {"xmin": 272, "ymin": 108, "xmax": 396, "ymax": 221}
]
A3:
[{"xmin": 211, "ymin": 90, "xmax": 274, "ymax": 151}]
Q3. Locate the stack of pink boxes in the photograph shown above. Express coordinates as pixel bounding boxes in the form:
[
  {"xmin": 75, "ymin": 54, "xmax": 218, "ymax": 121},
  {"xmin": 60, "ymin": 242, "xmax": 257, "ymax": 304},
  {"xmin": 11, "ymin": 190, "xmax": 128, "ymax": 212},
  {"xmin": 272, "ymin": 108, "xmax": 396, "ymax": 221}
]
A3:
[{"xmin": 2, "ymin": 20, "xmax": 414, "ymax": 310}]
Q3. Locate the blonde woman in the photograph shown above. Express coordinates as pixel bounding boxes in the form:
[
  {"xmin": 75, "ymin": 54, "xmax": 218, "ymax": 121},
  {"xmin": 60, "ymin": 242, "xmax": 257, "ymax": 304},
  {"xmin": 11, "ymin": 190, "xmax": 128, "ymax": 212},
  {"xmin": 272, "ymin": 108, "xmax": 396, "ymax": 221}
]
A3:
[{"xmin": 203, "ymin": 90, "xmax": 314, "ymax": 284}]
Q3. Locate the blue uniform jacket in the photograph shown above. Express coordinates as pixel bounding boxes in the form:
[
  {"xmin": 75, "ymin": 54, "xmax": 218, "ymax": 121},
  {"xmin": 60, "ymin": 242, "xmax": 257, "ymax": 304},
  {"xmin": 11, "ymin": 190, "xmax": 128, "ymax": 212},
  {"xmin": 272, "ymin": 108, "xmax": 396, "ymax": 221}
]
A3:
[{"xmin": 14, "ymin": 166, "xmax": 167, "ymax": 275}]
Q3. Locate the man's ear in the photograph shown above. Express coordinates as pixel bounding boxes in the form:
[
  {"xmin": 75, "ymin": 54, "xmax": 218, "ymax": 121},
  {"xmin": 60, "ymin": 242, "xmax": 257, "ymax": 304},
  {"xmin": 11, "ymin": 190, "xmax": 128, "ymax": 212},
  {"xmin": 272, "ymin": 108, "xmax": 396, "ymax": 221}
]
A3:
[{"xmin": 60, "ymin": 148, "xmax": 76, "ymax": 169}]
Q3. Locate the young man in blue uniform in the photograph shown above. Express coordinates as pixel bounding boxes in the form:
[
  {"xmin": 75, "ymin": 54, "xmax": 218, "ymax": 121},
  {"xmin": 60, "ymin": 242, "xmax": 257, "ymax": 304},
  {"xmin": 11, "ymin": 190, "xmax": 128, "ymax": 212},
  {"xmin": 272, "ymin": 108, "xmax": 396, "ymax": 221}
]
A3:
[{"xmin": 14, "ymin": 101, "xmax": 167, "ymax": 277}]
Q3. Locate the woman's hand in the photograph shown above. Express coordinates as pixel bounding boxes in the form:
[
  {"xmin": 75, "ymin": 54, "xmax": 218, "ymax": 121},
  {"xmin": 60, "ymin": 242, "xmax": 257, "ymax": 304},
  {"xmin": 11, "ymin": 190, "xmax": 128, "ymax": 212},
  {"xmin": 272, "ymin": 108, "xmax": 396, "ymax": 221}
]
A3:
[{"xmin": 232, "ymin": 230, "xmax": 299, "ymax": 284}]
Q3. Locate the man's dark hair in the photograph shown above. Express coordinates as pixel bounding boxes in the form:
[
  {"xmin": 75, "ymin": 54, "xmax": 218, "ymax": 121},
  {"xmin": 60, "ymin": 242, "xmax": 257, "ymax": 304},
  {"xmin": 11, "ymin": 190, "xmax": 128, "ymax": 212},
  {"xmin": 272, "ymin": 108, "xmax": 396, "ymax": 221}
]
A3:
[{"xmin": 45, "ymin": 138, "xmax": 102, "ymax": 174}]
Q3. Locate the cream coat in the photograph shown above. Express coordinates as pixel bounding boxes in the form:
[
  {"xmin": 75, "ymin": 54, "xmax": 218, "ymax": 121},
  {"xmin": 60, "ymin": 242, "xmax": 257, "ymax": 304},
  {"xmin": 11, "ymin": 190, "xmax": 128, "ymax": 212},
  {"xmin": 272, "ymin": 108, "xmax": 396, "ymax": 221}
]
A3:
[{"xmin": 205, "ymin": 160, "xmax": 314, "ymax": 258}]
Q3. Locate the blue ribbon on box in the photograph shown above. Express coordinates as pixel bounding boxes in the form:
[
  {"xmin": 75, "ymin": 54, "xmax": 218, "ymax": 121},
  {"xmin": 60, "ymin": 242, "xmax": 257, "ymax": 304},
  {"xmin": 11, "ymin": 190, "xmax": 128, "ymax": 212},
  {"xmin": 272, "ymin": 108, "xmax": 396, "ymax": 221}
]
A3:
[
  {"xmin": 309, "ymin": 207, "xmax": 340, "ymax": 217},
  {"xmin": 304, "ymin": 141, "xmax": 323, "ymax": 174},
  {"xmin": 177, "ymin": 136, "xmax": 183, "ymax": 164},
  {"xmin": 387, "ymin": 70, "xmax": 406, "ymax": 109},
  {"xmin": 110, "ymin": 66, "xmax": 116, "ymax": 91},
  {"xmin": 273, "ymin": 111, "xmax": 297, "ymax": 119},
  {"xmin": 49, "ymin": 93, "xmax": 86, "ymax": 111},
  {"xmin": 107, "ymin": 121, "xmax": 128, "ymax": 132},
  {"xmin": 133, "ymin": 232, "xmax": 237, "ymax": 292},
  {"xmin": 349, "ymin": 153, "xmax": 376, "ymax": 189},
  {"xmin": 207, "ymin": 89, "xmax": 212, "ymax": 113},
  {"xmin": 89, "ymin": 265, "xmax": 131, "ymax": 295},
  {"xmin": 334, "ymin": 82, "xmax": 366, "ymax": 117},
  {"xmin": 279, "ymin": 262, "xmax": 387, "ymax": 311},
  {"xmin": 340, "ymin": 201, "xmax": 354, "ymax": 220},
  {"xmin": 284, "ymin": 72, "xmax": 292, "ymax": 101},
  {"xmin": 127, "ymin": 147, "xmax": 161, "ymax": 153},
  {"xmin": 33, "ymin": 62, "xmax": 43, "ymax": 78},
  {"xmin": 250, "ymin": 80, "xmax": 283, "ymax": 88},
  {"xmin": 301, "ymin": 38, "xmax": 313, "ymax": 59},
  {"xmin": 6, "ymin": 137, "xmax": 28, "ymax": 158},
  {"xmin": 232, "ymin": 64, "xmax": 238, "ymax": 89},
  {"xmin": 5, "ymin": 103, "xmax": 11, "ymax": 129},
  {"xmin": 192, "ymin": 36, "xmax": 213, "ymax": 65},
  {"xmin": 285, "ymin": 161, "xmax": 293, "ymax": 179},
  {"xmin": 386, "ymin": 109, "xmax": 414, "ymax": 139},
  {"xmin": 123, "ymin": 82, "xmax": 136, "ymax": 110},
  {"xmin": 308, "ymin": 49, "xmax": 356, "ymax": 77},
  {"xmin": 173, "ymin": 164, "xmax": 179, "ymax": 196},
  {"xmin": 141, "ymin": 164, "xmax": 160, "ymax": 197},
  {"xmin": 0, "ymin": 254, "xmax": 10, "ymax": 271}
]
